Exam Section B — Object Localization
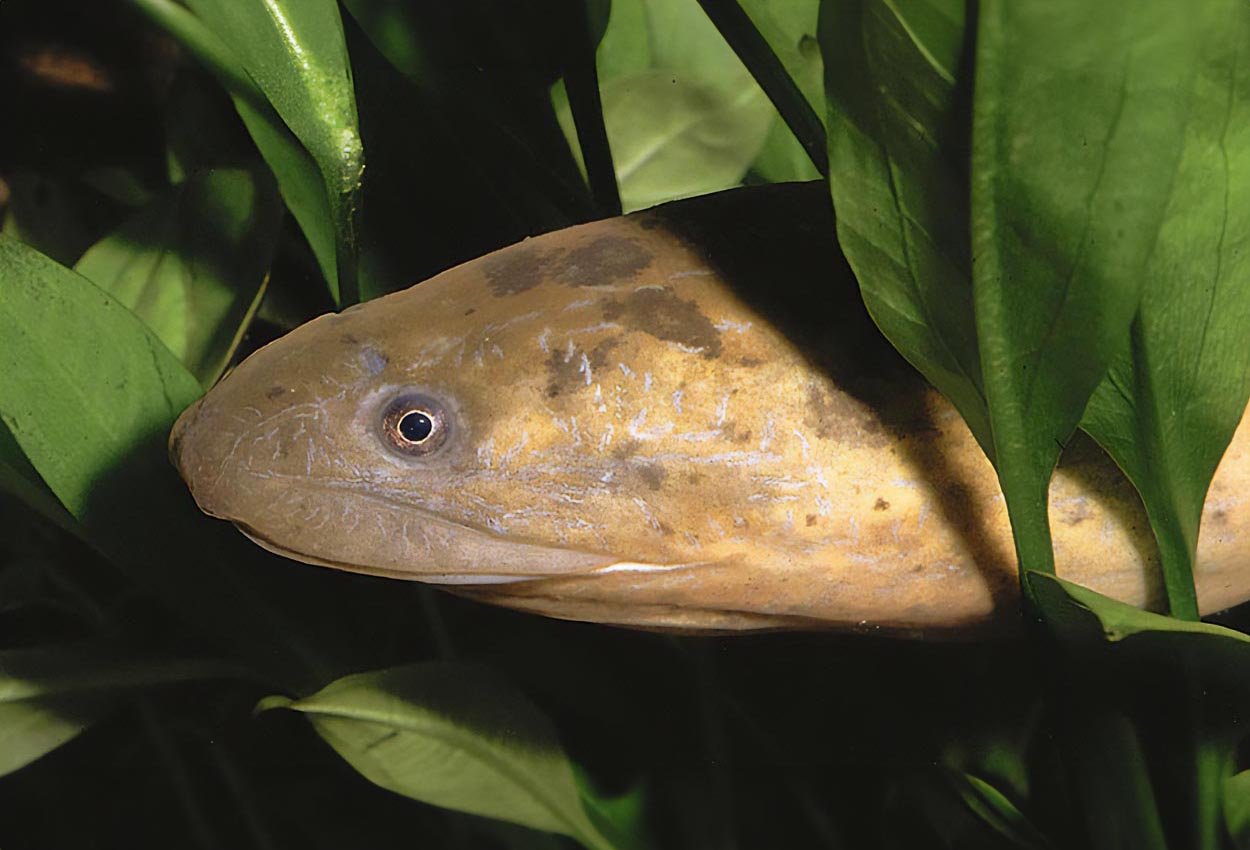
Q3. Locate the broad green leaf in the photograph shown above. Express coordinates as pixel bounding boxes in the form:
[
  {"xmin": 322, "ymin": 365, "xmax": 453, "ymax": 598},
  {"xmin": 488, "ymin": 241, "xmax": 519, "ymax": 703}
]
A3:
[
  {"xmin": 568, "ymin": 71, "xmax": 774, "ymax": 212},
  {"xmin": 0, "ymin": 237, "xmax": 202, "ymax": 518},
  {"xmin": 971, "ymin": 0, "xmax": 1213, "ymax": 576},
  {"xmin": 261, "ymin": 663, "xmax": 624, "ymax": 850},
  {"xmin": 130, "ymin": 0, "xmax": 355, "ymax": 302},
  {"xmin": 714, "ymin": 0, "xmax": 826, "ymax": 180},
  {"xmin": 819, "ymin": 0, "xmax": 992, "ymax": 458},
  {"xmin": 1078, "ymin": 3, "xmax": 1250, "ymax": 619},
  {"xmin": 179, "ymin": 0, "xmax": 361, "ymax": 304},
  {"xmin": 0, "ymin": 237, "xmax": 349, "ymax": 688},
  {"xmin": 559, "ymin": 0, "xmax": 774, "ymax": 211},
  {"xmin": 0, "ymin": 643, "xmax": 238, "ymax": 776},
  {"xmin": 1226, "ymin": 770, "xmax": 1250, "ymax": 848},
  {"xmin": 75, "ymin": 168, "xmax": 282, "ymax": 387}
]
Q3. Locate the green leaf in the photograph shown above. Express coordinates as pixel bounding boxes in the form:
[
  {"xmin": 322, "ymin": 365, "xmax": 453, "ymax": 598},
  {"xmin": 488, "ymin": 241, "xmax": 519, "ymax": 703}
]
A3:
[
  {"xmin": 819, "ymin": 0, "xmax": 992, "ymax": 458},
  {"xmin": 1077, "ymin": 3, "xmax": 1250, "ymax": 620},
  {"xmin": 261, "ymin": 663, "xmax": 625, "ymax": 850},
  {"xmin": 696, "ymin": 0, "xmax": 827, "ymax": 176},
  {"xmin": 743, "ymin": 0, "xmax": 825, "ymax": 183},
  {"xmin": 0, "ymin": 643, "xmax": 238, "ymax": 776},
  {"xmin": 129, "ymin": 0, "xmax": 355, "ymax": 303},
  {"xmin": 1225, "ymin": 770, "xmax": 1250, "ymax": 848},
  {"xmin": 971, "ymin": 0, "xmax": 1218, "ymax": 577},
  {"xmin": 561, "ymin": 0, "xmax": 775, "ymax": 211},
  {"xmin": 561, "ymin": 70, "xmax": 773, "ymax": 212},
  {"xmin": 955, "ymin": 773, "xmax": 1053, "ymax": 849},
  {"xmin": 0, "ymin": 236, "xmax": 202, "ymax": 518},
  {"xmin": 74, "ymin": 168, "xmax": 282, "ymax": 387},
  {"xmin": 0, "ymin": 237, "xmax": 352, "ymax": 688},
  {"xmin": 1028, "ymin": 573, "xmax": 1250, "ymax": 647},
  {"xmin": 1027, "ymin": 572, "xmax": 1250, "ymax": 704},
  {"xmin": 180, "ymin": 0, "xmax": 362, "ymax": 304}
]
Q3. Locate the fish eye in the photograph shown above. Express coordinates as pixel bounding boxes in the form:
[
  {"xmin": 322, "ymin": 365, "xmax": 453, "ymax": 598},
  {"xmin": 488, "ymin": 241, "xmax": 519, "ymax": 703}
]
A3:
[{"xmin": 381, "ymin": 393, "xmax": 448, "ymax": 456}]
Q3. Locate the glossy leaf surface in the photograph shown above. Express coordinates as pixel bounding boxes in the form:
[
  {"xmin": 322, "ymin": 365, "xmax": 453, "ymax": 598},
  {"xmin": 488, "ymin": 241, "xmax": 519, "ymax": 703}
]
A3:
[
  {"xmin": 75, "ymin": 168, "xmax": 283, "ymax": 386},
  {"xmin": 1079, "ymin": 1, "xmax": 1250, "ymax": 618},
  {"xmin": 263, "ymin": 663, "xmax": 628, "ymax": 850}
]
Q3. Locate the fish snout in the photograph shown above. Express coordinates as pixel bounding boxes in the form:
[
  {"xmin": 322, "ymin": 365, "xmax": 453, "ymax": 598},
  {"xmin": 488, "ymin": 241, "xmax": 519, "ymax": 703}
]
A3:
[
  {"xmin": 168, "ymin": 392, "xmax": 240, "ymax": 520},
  {"xmin": 168, "ymin": 395, "xmax": 202, "ymax": 474}
]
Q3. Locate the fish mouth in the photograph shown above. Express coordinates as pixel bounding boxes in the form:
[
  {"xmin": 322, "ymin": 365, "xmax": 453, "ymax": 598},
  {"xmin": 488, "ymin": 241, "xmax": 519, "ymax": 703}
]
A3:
[
  {"xmin": 231, "ymin": 516, "xmax": 597, "ymax": 586},
  {"xmin": 184, "ymin": 468, "xmax": 622, "ymax": 585},
  {"xmin": 171, "ymin": 395, "xmax": 625, "ymax": 586}
]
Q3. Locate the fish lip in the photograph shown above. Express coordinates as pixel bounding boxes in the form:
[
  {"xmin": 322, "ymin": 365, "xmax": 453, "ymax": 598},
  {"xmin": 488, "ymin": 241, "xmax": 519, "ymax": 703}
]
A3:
[
  {"xmin": 209, "ymin": 478, "xmax": 621, "ymax": 584},
  {"xmin": 233, "ymin": 518, "xmax": 609, "ymax": 585}
]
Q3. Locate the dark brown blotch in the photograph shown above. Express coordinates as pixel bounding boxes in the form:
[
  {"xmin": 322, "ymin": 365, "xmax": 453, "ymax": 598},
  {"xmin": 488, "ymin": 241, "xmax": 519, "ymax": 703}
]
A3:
[
  {"xmin": 721, "ymin": 419, "xmax": 752, "ymax": 445},
  {"xmin": 874, "ymin": 498, "xmax": 890, "ymax": 511},
  {"xmin": 636, "ymin": 463, "xmax": 668, "ymax": 491},
  {"xmin": 602, "ymin": 286, "xmax": 722, "ymax": 359},
  {"xmin": 544, "ymin": 339, "xmax": 619, "ymax": 399},
  {"xmin": 266, "ymin": 385, "xmax": 288, "ymax": 400},
  {"xmin": 551, "ymin": 236, "xmax": 652, "ymax": 287},
  {"xmin": 611, "ymin": 438, "xmax": 643, "ymax": 461},
  {"xmin": 1059, "ymin": 499, "xmax": 1094, "ymax": 526},
  {"xmin": 805, "ymin": 514, "xmax": 818, "ymax": 527},
  {"xmin": 482, "ymin": 243, "xmax": 551, "ymax": 297},
  {"xmin": 804, "ymin": 383, "xmax": 890, "ymax": 447}
]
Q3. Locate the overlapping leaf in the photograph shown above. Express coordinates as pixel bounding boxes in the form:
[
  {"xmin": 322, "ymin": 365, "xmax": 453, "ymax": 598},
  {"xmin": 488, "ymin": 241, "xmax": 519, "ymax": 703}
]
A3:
[
  {"xmin": 75, "ymin": 168, "xmax": 282, "ymax": 386},
  {"xmin": 262, "ymin": 663, "xmax": 632, "ymax": 850},
  {"xmin": 1079, "ymin": 1, "xmax": 1250, "ymax": 618}
]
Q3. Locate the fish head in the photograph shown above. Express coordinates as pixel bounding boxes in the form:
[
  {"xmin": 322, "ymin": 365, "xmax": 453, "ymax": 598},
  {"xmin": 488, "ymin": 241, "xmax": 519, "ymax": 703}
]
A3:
[{"xmin": 170, "ymin": 208, "xmax": 788, "ymax": 600}]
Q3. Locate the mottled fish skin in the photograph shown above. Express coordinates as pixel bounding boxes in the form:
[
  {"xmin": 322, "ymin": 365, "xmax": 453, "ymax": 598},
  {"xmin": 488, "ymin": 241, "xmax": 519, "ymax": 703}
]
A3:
[{"xmin": 170, "ymin": 182, "xmax": 1250, "ymax": 636}]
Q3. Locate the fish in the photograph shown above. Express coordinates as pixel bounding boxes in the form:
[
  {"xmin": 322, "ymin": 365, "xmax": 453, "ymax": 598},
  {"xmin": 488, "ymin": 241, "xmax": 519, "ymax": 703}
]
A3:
[{"xmin": 169, "ymin": 181, "xmax": 1250, "ymax": 637}]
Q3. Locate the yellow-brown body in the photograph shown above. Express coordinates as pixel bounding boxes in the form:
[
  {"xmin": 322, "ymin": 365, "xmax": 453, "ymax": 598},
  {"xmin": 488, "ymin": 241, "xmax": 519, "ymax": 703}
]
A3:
[{"xmin": 171, "ymin": 182, "xmax": 1250, "ymax": 636}]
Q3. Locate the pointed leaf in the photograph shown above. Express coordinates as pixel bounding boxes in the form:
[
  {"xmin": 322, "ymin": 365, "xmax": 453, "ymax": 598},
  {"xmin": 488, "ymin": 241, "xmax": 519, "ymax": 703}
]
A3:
[
  {"xmin": 1078, "ymin": 1, "xmax": 1250, "ymax": 618},
  {"xmin": 0, "ymin": 237, "xmax": 347, "ymax": 688},
  {"xmin": 130, "ymin": 0, "xmax": 337, "ymax": 290},
  {"xmin": 819, "ymin": 0, "xmax": 991, "ymax": 456},
  {"xmin": 180, "ymin": 0, "xmax": 362, "ymax": 303},
  {"xmin": 559, "ymin": 0, "xmax": 775, "ymax": 211},
  {"xmin": 262, "ymin": 663, "xmax": 624, "ymax": 850},
  {"xmin": 75, "ymin": 168, "xmax": 282, "ymax": 386},
  {"xmin": 1225, "ymin": 770, "xmax": 1250, "ymax": 848},
  {"xmin": 955, "ymin": 773, "xmax": 1053, "ymax": 849},
  {"xmin": 970, "ymin": 0, "xmax": 1217, "ymax": 575},
  {"xmin": 0, "ymin": 643, "xmax": 238, "ymax": 776}
]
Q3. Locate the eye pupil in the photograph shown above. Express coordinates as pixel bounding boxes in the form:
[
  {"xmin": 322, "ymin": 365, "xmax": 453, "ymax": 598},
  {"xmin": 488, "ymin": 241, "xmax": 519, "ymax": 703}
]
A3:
[
  {"xmin": 398, "ymin": 411, "xmax": 433, "ymax": 443},
  {"xmin": 381, "ymin": 392, "xmax": 448, "ymax": 457}
]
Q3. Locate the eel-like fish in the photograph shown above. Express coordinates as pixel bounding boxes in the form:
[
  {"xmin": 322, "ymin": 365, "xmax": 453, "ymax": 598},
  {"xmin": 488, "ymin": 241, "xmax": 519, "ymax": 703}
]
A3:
[{"xmin": 169, "ymin": 181, "xmax": 1250, "ymax": 636}]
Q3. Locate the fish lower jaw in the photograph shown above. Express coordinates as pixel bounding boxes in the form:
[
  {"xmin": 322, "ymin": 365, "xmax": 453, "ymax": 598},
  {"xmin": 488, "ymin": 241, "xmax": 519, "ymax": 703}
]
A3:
[{"xmin": 230, "ymin": 519, "xmax": 639, "ymax": 586}]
